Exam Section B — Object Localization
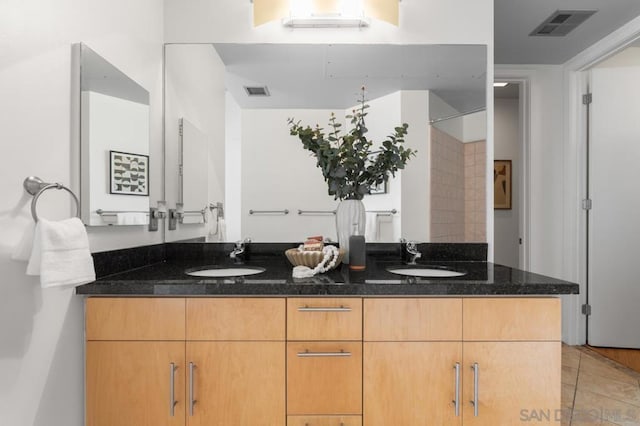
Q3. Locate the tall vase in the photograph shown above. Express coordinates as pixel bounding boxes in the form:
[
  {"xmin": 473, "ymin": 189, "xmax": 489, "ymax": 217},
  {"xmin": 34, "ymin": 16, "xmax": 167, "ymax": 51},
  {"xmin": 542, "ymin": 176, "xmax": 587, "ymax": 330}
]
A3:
[{"xmin": 335, "ymin": 199, "xmax": 366, "ymax": 263}]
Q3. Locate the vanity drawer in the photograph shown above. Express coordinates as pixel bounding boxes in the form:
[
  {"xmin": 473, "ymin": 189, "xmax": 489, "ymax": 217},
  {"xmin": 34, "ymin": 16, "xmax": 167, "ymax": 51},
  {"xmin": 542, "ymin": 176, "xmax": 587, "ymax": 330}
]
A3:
[
  {"xmin": 463, "ymin": 298, "xmax": 561, "ymax": 341},
  {"xmin": 288, "ymin": 416, "xmax": 362, "ymax": 426},
  {"xmin": 364, "ymin": 298, "xmax": 462, "ymax": 341},
  {"xmin": 287, "ymin": 342, "xmax": 362, "ymax": 415},
  {"xmin": 287, "ymin": 298, "xmax": 362, "ymax": 341},
  {"xmin": 186, "ymin": 298, "xmax": 285, "ymax": 341},
  {"xmin": 86, "ymin": 298, "xmax": 185, "ymax": 341}
]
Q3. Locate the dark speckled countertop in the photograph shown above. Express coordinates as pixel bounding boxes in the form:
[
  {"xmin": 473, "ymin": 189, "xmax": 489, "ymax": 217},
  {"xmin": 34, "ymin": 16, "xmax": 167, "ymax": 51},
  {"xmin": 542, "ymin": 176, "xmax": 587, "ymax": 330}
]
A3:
[{"xmin": 76, "ymin": 242, "xmax": 578, "ymax": 296}]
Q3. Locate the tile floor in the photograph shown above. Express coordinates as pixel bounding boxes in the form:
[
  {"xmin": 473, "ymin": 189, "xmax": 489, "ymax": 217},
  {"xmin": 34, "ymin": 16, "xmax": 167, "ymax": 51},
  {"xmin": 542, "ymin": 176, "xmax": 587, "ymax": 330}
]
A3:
[{"xmin": 562, "ymin": 345, "xmax": 640, "ymax": 425}]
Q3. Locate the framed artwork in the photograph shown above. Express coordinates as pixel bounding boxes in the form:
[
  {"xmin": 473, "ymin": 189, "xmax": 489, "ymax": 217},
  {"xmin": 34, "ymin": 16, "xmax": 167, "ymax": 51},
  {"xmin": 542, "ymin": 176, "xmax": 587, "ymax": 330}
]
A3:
[
  {"xmin": 494, "ymin": 159, "xmax": 512, "ymax": 209},
  {"xmin": 109, "ymin": 150, "xmax": 149, "ymax": 196},
  {"xmin": 367, "ymin": 150, "xmax": 388, "ymax": 195},
  {"xmin": 369, "ymin": 180, "xmax": 388, "ymax": 195}
]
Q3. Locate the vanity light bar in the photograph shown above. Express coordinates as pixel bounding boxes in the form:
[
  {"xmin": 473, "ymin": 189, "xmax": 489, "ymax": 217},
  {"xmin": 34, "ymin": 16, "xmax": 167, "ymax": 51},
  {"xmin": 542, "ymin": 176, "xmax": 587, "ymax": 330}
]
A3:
[{"xmin": 282, "ymin": 15, "xmax": 371, "ymax": 28}]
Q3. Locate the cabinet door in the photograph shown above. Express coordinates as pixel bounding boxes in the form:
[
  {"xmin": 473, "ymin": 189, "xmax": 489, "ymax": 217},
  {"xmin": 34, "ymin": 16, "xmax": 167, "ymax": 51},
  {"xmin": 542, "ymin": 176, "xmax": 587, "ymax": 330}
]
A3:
[
  {"xmin": 86, "ymin": 341, "xmax": 185, "ymax": 426},
  {"xmin": 186, "ymin": 341, "xmax": 285, "ymax": 426},
  {"xmin": 364, "ymin": 342, "xmax": 462, "ymax": 426},
  {"xmin": 462, "ymin": 342, "xmax": 561, "ymax": 425}
]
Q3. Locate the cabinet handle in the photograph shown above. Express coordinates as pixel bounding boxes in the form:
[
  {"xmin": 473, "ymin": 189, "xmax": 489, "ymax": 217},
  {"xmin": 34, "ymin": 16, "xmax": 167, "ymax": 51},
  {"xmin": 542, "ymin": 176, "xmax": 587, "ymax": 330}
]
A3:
[
  {"xmin": 453, "ymin": 362, "xmax": 460, "ymax": 416},
  {"xmin": 298, "ymin": 305, "xmax": 351, "ymax": 312},
  {"xmin": 470, "ymin": 362, "xmax": 479, "ymax": 417},
  {"xmin": 297, "ymin": 349, "xmax": 351, "ymax": 357},
  {"xmin": 169, "ymin": 363, "xmax": 178, "ymax": 417},
  {"xmin": 189, "ymin": 362, "xmax": 197, "ymax": 416}
]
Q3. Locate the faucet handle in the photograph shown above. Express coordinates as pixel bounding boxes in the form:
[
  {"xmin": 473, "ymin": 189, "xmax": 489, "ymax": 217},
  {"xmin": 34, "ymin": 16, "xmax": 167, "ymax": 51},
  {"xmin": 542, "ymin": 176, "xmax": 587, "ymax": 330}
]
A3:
[{"xmin": 406, "ymin": 241, "xmax": 419, "ymax": 252}]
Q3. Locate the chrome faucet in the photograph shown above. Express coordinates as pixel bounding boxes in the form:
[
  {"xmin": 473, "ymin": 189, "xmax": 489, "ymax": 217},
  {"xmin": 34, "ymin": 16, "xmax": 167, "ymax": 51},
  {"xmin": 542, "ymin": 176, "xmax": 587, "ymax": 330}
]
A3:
[
  {"xmin": 230, "ymin": 238, "xmax": 251, "ymax": 262},
  {"xmin": 405, "ymin": 241, "xmax": 422, "ymax": 265}
]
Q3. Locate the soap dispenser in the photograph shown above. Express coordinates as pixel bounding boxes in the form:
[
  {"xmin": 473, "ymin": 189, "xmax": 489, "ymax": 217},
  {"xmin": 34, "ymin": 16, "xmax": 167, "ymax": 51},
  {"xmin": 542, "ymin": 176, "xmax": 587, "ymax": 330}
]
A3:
[{"xmin": 349, "ymin": 223, "xmax": 366, "ymax": 271}]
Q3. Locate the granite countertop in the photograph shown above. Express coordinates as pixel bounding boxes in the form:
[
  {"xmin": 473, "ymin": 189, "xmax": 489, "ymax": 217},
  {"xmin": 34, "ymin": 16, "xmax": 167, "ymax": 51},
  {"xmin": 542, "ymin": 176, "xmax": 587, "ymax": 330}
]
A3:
[{"xmin": 77, "ymin": 246, "xmax": 579, "ymax": 296}]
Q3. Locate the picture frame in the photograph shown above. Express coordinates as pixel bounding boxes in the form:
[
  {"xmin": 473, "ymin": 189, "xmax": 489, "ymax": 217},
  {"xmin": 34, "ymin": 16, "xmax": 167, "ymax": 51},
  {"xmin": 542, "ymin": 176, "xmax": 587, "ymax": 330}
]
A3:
[
  {"xmin": 109, "ymin": 150, "xmax": 149, "ymax": 196},
  {"xmin": 494, "ymin": 159, "xmax": 512, "ymax": 209},
  {"xmin": 369, "ymin": 180, "xmax": 388, "ymax": 195},
  {"xmin": 367, "ymin": 151, "xmax": 388, "ymax": 195}
]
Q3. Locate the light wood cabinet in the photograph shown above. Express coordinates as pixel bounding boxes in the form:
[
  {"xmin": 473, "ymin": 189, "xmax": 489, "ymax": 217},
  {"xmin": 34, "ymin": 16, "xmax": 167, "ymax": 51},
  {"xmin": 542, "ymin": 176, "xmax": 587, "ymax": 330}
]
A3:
[
  {"xmin": 288, "ymin": 415, "xmax": 362, "ymax": 426},
  {"xmin": 461, "ymin": 341, "xmax": 561, "ymax": 426},
  {"xmin": 186, "ymin": 341, "xmax": 285, "ymax": 426},
  {"xmin": 287, "ymin": 297, "xmax": 362, "ymax": 341},
  {"xmin": 86, "ymin": 341, "xmax": 185, "ymax": 426},
  {"xmin": 362, "ymin": 297, "xmax": 561, "ymax": 426},
  {"xmin": 85, "ymin": 297, "xmax": 286, "ymax": 426},
  {"xmin": 364, "ymin": 342, "xmax": 462, "ymax": 426},
  {"xmin": 288, "ymin": 341, "xmax": 362, "ymax": 415},
  {"xmin": 86, "ymin": 296, "xmax": 561, "ymax": 426}
]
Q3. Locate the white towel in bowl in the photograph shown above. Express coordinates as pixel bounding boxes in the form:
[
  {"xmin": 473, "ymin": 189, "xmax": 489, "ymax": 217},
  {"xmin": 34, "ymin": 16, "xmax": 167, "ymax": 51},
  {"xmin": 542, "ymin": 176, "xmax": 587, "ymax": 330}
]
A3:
[{"xmin": 27, "ymin": 217, "xmax": 95, "ymax": 288}]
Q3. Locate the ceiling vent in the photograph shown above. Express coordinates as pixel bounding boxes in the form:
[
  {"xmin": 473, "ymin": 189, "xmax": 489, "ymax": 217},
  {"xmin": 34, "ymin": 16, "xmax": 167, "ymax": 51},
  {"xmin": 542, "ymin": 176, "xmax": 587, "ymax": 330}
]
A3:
[
  {"xmin": 530, "ymin": 10, "xmax": 597, "ymax": 37},
  {"xmin": 244, "ymin": 86, "xmax": 270, "ymax": 96}
]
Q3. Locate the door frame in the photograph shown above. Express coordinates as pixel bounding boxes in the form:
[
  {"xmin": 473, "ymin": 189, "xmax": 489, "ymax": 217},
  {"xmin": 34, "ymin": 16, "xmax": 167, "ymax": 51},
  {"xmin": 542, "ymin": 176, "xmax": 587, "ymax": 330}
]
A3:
[
  {"xmin": 493, "ymin": 73, "xmax": 531, "ymax": 271},
  {"xmin": 563, "ymin": 15, "xmax": 640, "ymax": 345}
]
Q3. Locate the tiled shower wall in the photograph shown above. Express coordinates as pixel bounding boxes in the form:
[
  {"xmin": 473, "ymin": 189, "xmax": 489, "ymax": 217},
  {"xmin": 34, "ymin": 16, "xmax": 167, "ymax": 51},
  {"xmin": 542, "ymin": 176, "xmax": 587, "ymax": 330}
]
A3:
[
  {"xmin": 430, "ymin": 127, "xmax": 465, "ymax": 242},
  {"xmin": 464, "ymin": 140, "xmax": 486, "ymax": 242},
  {"xmin": 430, "ymin": 127, "xmax": 486, "ymax": 242}
]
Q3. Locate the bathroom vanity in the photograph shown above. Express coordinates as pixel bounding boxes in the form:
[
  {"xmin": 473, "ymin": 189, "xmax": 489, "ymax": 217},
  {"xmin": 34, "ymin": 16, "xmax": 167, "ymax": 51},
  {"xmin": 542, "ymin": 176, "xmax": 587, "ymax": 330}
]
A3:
[{"xmin": 78, "ymin": 243, "xmax": 578, "ymax": 426}]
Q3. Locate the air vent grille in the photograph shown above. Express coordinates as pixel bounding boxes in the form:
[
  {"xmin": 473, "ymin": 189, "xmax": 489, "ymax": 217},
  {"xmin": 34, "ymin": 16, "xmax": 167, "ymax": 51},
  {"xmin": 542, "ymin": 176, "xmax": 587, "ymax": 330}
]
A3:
[
  {"xmin": 244, "ymin": 86, "xmax": 270, "ymax": 96},
  {"xmin": 530, "ymin": 10, "xmax": 596, "ymax": 37}
]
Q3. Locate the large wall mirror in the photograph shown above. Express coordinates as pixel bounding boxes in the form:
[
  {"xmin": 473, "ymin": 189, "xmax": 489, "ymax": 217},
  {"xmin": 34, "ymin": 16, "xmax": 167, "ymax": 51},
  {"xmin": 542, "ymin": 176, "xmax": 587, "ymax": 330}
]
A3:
[
  {"xmin": 77, "ymin": 43, "xmax": 151, "ymax": 226},
  {"xmin": 164, "ymin": 43, "xmax": 487, "ymax": 243}
]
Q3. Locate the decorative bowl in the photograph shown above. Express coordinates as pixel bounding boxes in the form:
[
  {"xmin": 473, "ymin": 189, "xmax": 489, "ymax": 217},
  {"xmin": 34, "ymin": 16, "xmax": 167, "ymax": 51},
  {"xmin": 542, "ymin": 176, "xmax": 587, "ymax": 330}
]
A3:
[{"xmin": 284, "ymin": 248, "xmax": 345, "ymax": 270}]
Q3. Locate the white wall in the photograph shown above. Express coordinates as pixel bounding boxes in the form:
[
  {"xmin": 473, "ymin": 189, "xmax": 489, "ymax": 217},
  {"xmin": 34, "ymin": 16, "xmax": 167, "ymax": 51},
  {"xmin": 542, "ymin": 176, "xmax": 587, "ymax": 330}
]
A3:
[
  {"xmin": 463, "ymin": 111, "xmax": 488, "ymax": 142},
  {"xmin": 0, "ymin": 1, "xmax": 163, "ymax": 425},
  {"xmin": 493, "ymin": 98, "xmax": 520, "ymax": 268},
  {"xmin": 164, "ymin": 44, "xmax": 226, "ymax": 242},
  {"xmin": 241, "ymin": 108, "xmax": 343, "ymax": 241},
  {"xmin": 430, "ymin": 93, "xmax": 464, "ymax": 141},
  {"xmin": 495, "ymin": 66, "xmax": 564, "ymax": 277},
  {"xmin": 225, "ymin": 92, "xmax": 242, "ymax": 242},
  {"xmin": 352, "ymin": 92, "xmax": 402, "ymax": 241},
  {"xmin": 400, "ymin": 91, "xmax": 431, "ymax": 241},
  {"xmin": 85, "ymin": 91, "xmax": 150, "ymax": 225}
]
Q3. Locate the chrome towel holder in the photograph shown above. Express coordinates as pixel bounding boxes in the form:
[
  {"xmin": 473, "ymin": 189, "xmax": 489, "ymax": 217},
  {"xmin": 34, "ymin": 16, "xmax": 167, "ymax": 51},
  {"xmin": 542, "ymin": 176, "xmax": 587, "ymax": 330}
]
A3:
[{"xmin": 23, "ymin": 176, "xmax": 80, "ymax": 222}]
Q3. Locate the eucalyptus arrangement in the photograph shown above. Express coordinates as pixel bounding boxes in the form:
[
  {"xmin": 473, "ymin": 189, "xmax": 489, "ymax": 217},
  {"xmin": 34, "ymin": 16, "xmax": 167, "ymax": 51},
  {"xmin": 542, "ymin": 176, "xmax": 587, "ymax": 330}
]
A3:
[{"xmin": 287, "ymin": 88, "xmax": 416, "ymax": 200}]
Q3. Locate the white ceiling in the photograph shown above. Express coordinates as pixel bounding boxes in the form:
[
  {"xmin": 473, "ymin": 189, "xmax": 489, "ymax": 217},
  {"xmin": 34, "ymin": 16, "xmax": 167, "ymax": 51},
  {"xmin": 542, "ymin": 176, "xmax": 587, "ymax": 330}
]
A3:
[
  {"xmin": 213, "ymin": 44, "xmax": 486, "ymax": 112},
  {"xmin": 495, "ymin": 0, "xmax": 640, "ymax": 64}
]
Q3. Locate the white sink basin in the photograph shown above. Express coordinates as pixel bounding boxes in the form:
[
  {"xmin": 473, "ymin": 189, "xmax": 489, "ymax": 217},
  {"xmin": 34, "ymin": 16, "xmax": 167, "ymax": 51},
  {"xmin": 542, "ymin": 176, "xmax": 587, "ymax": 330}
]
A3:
[
  {"xmin": 185, "ymin": 267, "xmax": 266, "ymax": 278},
  {"xmin": 387, "ymin": 267, "xmax": 466, "ymax": 278}
]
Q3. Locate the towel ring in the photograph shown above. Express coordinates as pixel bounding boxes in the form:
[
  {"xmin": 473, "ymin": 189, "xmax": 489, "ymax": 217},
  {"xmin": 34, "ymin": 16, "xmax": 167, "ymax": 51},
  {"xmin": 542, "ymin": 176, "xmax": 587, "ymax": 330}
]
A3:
[{"xmin": 24, "ymin": 176, "xmax": 81, "ymax": 222}]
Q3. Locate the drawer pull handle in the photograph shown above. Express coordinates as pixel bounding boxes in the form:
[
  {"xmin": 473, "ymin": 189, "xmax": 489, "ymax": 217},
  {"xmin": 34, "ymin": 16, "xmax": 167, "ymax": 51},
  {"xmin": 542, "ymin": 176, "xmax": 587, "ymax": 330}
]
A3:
[
  {"xmin": 189, "ymin": 362, "xmax": 197, "ymax": 416},
  {"xmin": 470, "ymin": 362, "xmax": 479, "ymax": 417},
  {"xmin": 297, "ymin": 349, "xmax": 351, "ymax": 357},
  {"xmin": 305, "ymin": 423, "xmax": 345, "ymax": 425},
  {"xmin": 453, "ymin": 362, "xmax": 460, "ymax": 416},
  {"xmin": 298, "ymin": 305, "xmax": 352, "ymax": 312},
  {"xmin": 169, "ymin": 363, "xmax": 178, "ymax": 416}
]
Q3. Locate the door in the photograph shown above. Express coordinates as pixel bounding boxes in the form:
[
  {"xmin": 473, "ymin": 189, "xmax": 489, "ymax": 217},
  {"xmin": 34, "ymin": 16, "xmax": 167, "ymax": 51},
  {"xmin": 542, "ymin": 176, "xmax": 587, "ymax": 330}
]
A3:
[
  {"xmin": 589, "ymin": 66, "xmax": 640, "ymax": 348},
  {"xmin": 462, "ymin": 342, "xmax": 560, "ymax": 425},
  {"xmin": 186, "ymin": 341, "xmax": 285, "ymax": 426},
  {"xmin": 86, "ymin": 341, "xmax": 185, "ymax": 426},
  {"xmin": 363, "ymin": 342, "xmax": 462, "ymax": 426}
]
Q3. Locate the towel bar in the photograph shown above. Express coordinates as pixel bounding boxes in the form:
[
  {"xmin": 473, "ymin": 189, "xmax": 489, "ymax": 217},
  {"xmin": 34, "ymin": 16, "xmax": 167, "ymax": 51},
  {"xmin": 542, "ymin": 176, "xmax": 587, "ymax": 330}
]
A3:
[{"xmin": 24, "ymin": 176, "xmax": 80, "ymax": 223}]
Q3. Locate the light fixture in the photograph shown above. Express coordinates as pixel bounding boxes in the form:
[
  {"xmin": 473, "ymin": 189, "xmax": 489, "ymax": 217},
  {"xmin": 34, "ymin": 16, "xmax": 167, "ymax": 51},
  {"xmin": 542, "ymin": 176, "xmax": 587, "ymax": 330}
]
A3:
[
  {"xmin": 252, "ymin": 0, "xmax": 399, "ymax": 28},
  {"xmin": 282, "ymin": 15, "xmax": 370, "ymax": 28},
  {"xmin": 493, "ymin": 82, "xmax": 509, "ymax": 87}
]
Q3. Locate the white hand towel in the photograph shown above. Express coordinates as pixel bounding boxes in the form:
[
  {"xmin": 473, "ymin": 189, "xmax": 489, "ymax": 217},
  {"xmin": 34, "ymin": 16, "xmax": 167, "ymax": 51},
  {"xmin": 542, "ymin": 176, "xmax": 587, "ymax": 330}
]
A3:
[
  {"xmin": 217, "ymin": 218, "xmax": 227, "ymax": 241},
  {"xmin": 12, "ymin": 222, "xmax": 35, "ymax": 261},
  {"xmin": 365, "ymin": 212, "xmax": 378, "ymax": 242},
  {"xmin": 116, "ymin": 212, "xmax": 148, "ymax": 225},
  {"xmin": 27, "ymin": 217, "xmax": 96, "ymax": 288}
]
